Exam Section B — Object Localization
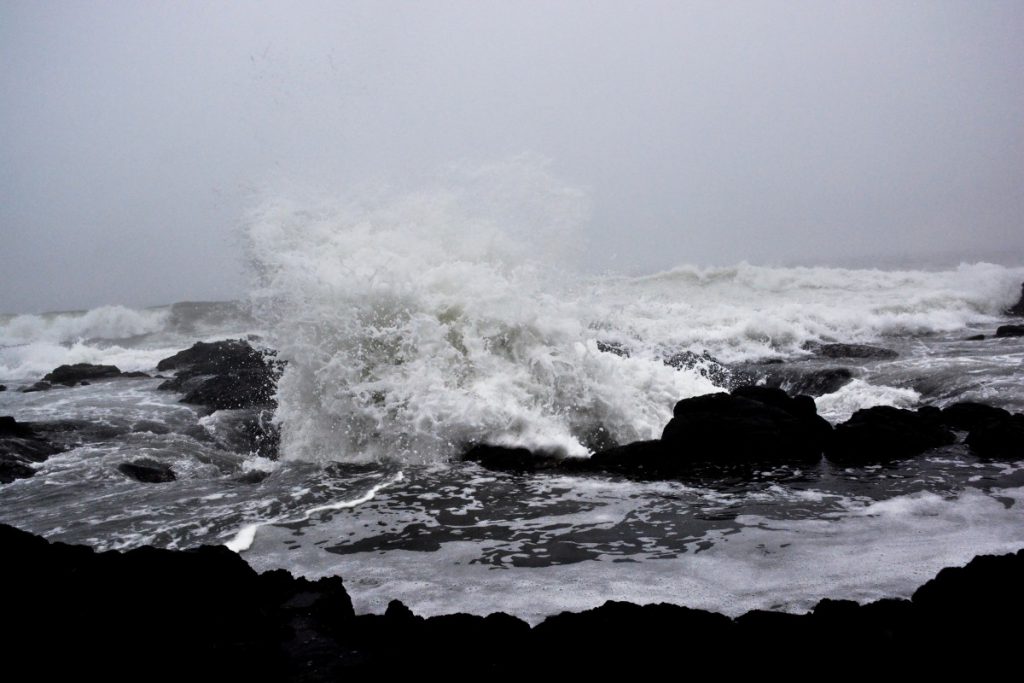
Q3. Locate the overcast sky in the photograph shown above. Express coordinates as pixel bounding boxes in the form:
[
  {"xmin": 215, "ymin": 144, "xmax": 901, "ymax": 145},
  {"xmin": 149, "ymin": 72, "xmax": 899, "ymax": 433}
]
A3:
[{"xmin": 2, "ymin": 1, "xmax": 1022, "ymax": 313}]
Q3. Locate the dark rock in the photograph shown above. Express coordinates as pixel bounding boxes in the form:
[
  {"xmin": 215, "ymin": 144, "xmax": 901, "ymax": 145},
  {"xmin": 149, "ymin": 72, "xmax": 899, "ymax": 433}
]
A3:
[
  {"xmin": 596, "ymin": 340, "xmax": 630, "ymax": 357},
  {"xmin": 19, "ymin": 381, "xmax": 53, "ymax": 393},
  {"xmin": 939, "ymin": 402, "xmax": 1011, "ymax": 431},
  {"xmin": 995, "ymin": 324, "xmax": 1024, "ymax": 338},
  {"xmin": 1, "ymin": 417, "xmax": 64, "ymax": 483},
  {"xmin": 118, "ymin": 459, "xmax": 176, "ymax": 483},
  {"xmin": 826, "ymin": 406, "xmax": 956, "ymax": 463},
  {"xmin": 663, "ymin": 350, "xmax": 731, "ymax": 387},
  {"xmin": 1005, "ymin": 282, "xmax": 1024, "ymax": 316},
  {"xmin": 462, "ymin": 444, "xmax": 566, "ymax": 473},
  {"xmin": 42, "ymin": 363, "xmax": 121, "ymax": 385},
  {"xmin": 157, "ymin": 340, "xmax": 282, "ymax": 411},
  {"xmin": 758, "ymin": 366, "xmax": 855, "ymax": 397},
  {"xmin": 661, "ymin": 387, "xmax": 831, "ymax": 464},
  {"xmin": 964, "ymin": 334, "xmax": 986, "ymax": 341},
  {"xmin": 157, "ymin": 339, "xmax": 273, "ymax": 374},
  {"xmin": 814, "ymin": 343, "xmax": 899, "ymax": 360},
  {"xmin": 1, "ymin": 523, "xmax": 1022, "ymax": 676},
  {"xmin": 202, "ymin": 408, "xmax": 280, "ymax": 458},
  {"xmin": 0, "ymin": 384, "xmax": 6, "ymax": 392},
  {"xmin": 120, "ymin": 371, "xmax": 151, "ymax": 378},
  {"xmin": 965, "ymin": 414, "xmax": 1024, "ymax": 459},
  {"xmin": 587, "ymin": 440, "xmax": 670, "ymax": 477},
  {"xmin": 180, "ymin": 370, "xmax": 278, "ymax": 410}
]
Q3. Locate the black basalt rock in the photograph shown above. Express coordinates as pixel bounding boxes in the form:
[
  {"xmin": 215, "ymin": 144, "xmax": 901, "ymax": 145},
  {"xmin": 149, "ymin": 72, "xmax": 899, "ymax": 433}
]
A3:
[
  {"xmin": 965, "ymin": 413, "xmax": 1024, "ymax": 459},
  {"xmin": 0, "ymin": 416, "xmax": 64, "ymax": 484},
  {"xmin": 462, "ymin": 444, "xmax": 566, "ymax": 473},
  {"xmin": 19, "ymin": 381, "xmax": 53, "ymax": 393},
  {"xmin": 814, "ymin": 343, "xmax": 899, "ymax": 360},
  {"xmin": 1, "ymin": 524, "xmax": 1022, "ymax": 676},
  {"xmin": 659, "ymin": 387, "xmax": 831, "ymax": 466},
  {"xmin": 42, "ymin": 363, "xmax": 122, "ymax": 385},
  {"xmin": 663, "ymin": 350, "xmax": 731, "ymax": 387},
  {"xmin": 995, "ymin": 324, "xmax": 1024, "ymax": 338},
  {"xmin": 826, "ymin": 406, "xmax": 956, "ymax": 463},
  {"xmin": 118, "ymin": 458, "xmax": 177, "ymax": 483},
  {"xmin": 938, "ymin": 402, "xmax": 1011, "ymax": 432},
  {"xmin": 1006, "ymin": 282, "xmax": 1024, "ymax": 316},
  {"xmin": 157, "ymin": 340, "xmax": 282, "ymax": 411},
  {"xmin": 157, "ymin": 339, "xmax": 269, "ymax": 373}
]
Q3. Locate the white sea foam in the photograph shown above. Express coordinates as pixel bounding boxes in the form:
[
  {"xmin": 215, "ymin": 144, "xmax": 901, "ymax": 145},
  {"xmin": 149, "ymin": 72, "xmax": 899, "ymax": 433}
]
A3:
[
  {"xmin": 247, "ymin": 158, "xmax": 720, "ymax": 463},
  {"xmin": 814, "ymin": 379, "xmax": 922, "ymax": 423},
  {"xmin": 224, "ymin": 471, "xmax": 405, "ymax": 553},
  {"xmin": 0, "ymin": 305, "xmax": 168, "ymax": 346},
  {"xmin": 0, "ymin": 341, "xmax": 178, "ymax": 380},
  {"xmin": 246, "ymin": 159, "xmax": 1024, "ymax": 463}
]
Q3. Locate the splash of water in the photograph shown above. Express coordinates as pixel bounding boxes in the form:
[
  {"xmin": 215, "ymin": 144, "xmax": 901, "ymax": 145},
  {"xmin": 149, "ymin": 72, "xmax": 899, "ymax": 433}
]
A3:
[{"xmin": 246, "ymin": 158, "xmax": 719, "ymax": 463}]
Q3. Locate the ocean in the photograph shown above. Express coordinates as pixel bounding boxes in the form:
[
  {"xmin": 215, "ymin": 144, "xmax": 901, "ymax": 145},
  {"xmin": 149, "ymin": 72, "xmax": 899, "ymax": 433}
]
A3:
[{"xmin": 3, "ymin": 251, "xmax": 1023, "ymax": 624}]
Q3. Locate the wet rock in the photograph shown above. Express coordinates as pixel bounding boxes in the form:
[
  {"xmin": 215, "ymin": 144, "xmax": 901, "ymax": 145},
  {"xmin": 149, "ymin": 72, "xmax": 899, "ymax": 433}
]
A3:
[
  {"xmin": 826, "ymin": 406, "xmax": 956, "ymax": 463},
  {"xmin": 596, "ymin": 387, "xmax": 834, "ymax": 477},
  {"xmin": 462, "ymin": 444, "xmax": 565, "ymax": 473},
  {"xmin": 42, "ymin": 364, "xmax": 121, "ymax": 386},
  {"xmin": 1006, "ymin": 282, "xmax": 1024, "ymax": 316},
  {"xmin": 0, "ymin": 417, "xmax": 64, "ymax": 484},
  {"xmin": 663, "ymin": 350, "xmax": 731, "ymax": 387},
  {"xmin": 756, "ymin": 366, "xmax": 855, "ymax": 397},
  {"xmin": 202, "ymin": 408, "xmax": 280, "ymax": 459},
  {"xmin": 157, "ymin": 339, "xmax": 272, "ymax": 376},
  {"xmin": 19, "ymin": 381, "xmax": 53, "ymax": 393},
  {"xmin": 120, "ymin": 371, "xmax": 151, "ymax": 378},
  {"xmin": 180, "ymin": 371, "xmax": 278, "ymax": 410},
  {"xmin": 813, "ymin": 343, "xmax": 899, "ymax": 360},
  {"xmin": 1, "ymin": 523, "xmax": 1022, "ymax": 676},
  {"xmin": 596, "ymin": 340, "xmax": 630, "ymax": 357},
  {"xmin": 118, "ymin": 459, "xmax": 176, "ymax": 483},
  {"xmin": 964, "ymin": 334, "xmax": 986, "ymax": 341},
  {"xmin": 965, "ymin": 414, "xmax": 1024, "ymax": 459},
  {"xmin": 664, "ymin": 387, "xmax": 830, "ymax": 461},
  {"xmin": 157, "ymin": 340, "xmax": 282, "ymax": 411},
  {"xmin": 939, "ymin": 402, "xmax": 1011, "ymax": 432},
  {"xmin": 0, "ymin": 385, "xmax": 6, "ymax": 392},
  {"xmin": 995, "ymin": 324, "xmax": 1024, "ymax": 338}
]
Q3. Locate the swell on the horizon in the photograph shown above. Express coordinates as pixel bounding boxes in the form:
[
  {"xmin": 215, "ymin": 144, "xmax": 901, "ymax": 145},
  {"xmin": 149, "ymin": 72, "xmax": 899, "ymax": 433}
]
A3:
[{"xmin": 243, "ymin": 159, "xmax": 1024, "ymax": 464}]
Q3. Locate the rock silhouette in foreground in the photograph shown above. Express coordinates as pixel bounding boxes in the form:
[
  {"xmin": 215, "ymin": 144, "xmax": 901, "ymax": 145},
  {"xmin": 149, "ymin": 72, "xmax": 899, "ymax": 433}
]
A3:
[{"xmin": 1, "ymin": 523, "xmax": 1020, "ymax": 677}]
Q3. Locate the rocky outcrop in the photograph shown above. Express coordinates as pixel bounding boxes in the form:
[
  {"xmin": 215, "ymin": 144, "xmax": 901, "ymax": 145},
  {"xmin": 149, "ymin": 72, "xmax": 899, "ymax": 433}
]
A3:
[
  {"xmin": 812, "ymin": 343, "xmax": 899, "ymax": 360},
  {"xmin": 1006, "ymin": 282, "xmax": 1024, "ymax": 316},
  {"xmin": 825, "ymin": 406, "xmax": 956, "ymax": 463},
  {"xmin": 118, "ymin": 458, "xmax": 176, "ymax": 483},
  {"xmin": 467, "ymin": 386, "xmax": 833, "ymax": 479},
  {"xmin": 663, "ymin": 350, "xmax": 731, "ymax": 386},
  {"xmin": 157, "ymin": 340, "xmax": 282, "ymax": 411},
  {"xmin": 738, "ymin": 364, "xmax": 854, "ymax": 396},
  {"xmin": 19, "ymin": 381, "xmax": 53, "ymax": 393},
  {"xmin": 995, "ymin": 324, "xmax": 1024, "ymax": 338},
  {"xmin": 0, "ymin": 416, "xmax": 64, "ymax": 483},
  {"xmin": 42, "ymin": 363, "xmax": 122, "ymax": 385},
  {"xmin": 965, "ymin": 413, "xmax": 1024, "ymax": 459},
  {"xmin": 1, "ymin": 523, "xmax": 1021, "ymax": 677}
]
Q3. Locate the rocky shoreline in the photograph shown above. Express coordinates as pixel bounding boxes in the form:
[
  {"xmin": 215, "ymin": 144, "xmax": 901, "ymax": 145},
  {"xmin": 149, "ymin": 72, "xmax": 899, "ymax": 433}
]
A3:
[
  {"xmin": 2, "ymin": 522, "xmax": 1020, "ymax": 677},
  {"xmin": 3, "ymin": 308, "xmax": 1024, "ymax": 676}
]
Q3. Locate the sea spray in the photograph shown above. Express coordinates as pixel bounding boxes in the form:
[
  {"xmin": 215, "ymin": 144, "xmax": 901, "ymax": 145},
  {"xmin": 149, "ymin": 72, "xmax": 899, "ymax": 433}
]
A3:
[{"xmin": 246, "ymin": 159, "xmax": 720, "ymax": 463}]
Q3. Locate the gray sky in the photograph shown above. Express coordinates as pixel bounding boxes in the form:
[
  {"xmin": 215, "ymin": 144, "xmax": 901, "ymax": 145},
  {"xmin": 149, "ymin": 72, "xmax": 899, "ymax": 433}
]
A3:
[{"xmin": 2, "ymin": 0, "xmax": 1022, "ymax": 313}]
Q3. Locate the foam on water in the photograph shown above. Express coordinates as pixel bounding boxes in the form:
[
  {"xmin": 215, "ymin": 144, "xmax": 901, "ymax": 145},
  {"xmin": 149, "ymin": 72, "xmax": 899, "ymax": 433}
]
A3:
[
  {"xmin": 815, "ymin": 379, "xmax": 922, "ymax": 423},
  {"xmin": 0, "ymin": 305, "xmax": 168, "ymax": 347},
  {"xmin": 248, "ymin": 159, "xmax": 720, "ymax": 463},
  {"xmin": 246, "ymin": 159, "xmax": 1024, "ymax": 463}
]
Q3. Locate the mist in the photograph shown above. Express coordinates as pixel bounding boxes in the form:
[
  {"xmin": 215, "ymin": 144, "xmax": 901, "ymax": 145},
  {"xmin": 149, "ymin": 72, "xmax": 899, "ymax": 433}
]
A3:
[{"xmin": 2, "ymin": 0, "xmax": 1022, "ymax": 314}]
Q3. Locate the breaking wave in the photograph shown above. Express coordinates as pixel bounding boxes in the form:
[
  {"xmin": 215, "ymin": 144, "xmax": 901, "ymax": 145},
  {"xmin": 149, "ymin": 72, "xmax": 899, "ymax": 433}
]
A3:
[{"xmin": 246, "ymin": 159, "xmax": 1024, "ymax": 463}]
